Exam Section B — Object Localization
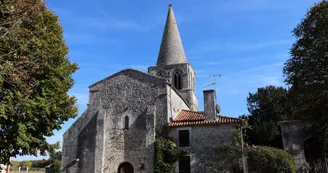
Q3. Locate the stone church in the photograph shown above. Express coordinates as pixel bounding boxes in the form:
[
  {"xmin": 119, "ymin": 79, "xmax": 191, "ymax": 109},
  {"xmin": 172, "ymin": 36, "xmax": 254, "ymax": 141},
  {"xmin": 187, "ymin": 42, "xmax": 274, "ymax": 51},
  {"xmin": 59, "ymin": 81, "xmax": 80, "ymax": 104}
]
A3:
[{"xmin": 61, "ymin": 4, "xmax": 242, "ymax": 173}]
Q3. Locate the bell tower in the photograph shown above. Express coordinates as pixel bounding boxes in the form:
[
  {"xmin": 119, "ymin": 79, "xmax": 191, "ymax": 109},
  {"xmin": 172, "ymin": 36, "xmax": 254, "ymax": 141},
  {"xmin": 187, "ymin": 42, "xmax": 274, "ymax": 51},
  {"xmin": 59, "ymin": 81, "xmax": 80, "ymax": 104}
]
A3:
[{"xmin": 148, "ymin": 4, "xmax": 198, "ymax": 111}]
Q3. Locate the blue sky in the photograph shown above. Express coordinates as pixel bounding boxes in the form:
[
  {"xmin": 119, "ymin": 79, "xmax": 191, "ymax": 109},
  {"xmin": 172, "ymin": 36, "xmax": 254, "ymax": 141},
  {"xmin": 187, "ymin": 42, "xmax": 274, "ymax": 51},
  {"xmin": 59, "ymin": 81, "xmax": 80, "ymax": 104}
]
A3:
[{"xmin": 13, "ymin": 0, "xmax": 319, "ymax": 161}]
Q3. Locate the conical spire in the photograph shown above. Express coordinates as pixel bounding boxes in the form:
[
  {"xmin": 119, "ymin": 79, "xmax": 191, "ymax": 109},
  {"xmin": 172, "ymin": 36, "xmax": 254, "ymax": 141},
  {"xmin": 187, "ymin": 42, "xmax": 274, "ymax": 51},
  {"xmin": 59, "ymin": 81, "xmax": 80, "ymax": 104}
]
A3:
[{"xmin": 156, "ymin": 4, "xmax": 187, "ymax": 66}]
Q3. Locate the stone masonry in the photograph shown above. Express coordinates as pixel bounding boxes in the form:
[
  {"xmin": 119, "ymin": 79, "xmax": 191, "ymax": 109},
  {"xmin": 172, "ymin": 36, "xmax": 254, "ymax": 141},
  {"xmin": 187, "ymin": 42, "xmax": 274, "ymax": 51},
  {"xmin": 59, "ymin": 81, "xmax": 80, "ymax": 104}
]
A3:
[
  {"xmin": 148, "ymin": 63, "xmax": 198, "ymax": 111},
  {"xmin": 61, "ymin": 69, "xmax": 191, "ymax": 173},
  {"xmin": 156, "ymin": 4, "xmax": 186, "ymax": 66},
  {"xmin": 279, "ymin": 121, "xmax": 309, "ymax": 172},
  {"xmin": 148, "ymin": 4, "xmax": 198, "ymax": 111},
  {"xmin": 61, "ymin": 4, "xmax": 242, "ymax": 173},
  {"xmin": 169, "ymin": 124, "xmax": 235, "ymax": 173}
]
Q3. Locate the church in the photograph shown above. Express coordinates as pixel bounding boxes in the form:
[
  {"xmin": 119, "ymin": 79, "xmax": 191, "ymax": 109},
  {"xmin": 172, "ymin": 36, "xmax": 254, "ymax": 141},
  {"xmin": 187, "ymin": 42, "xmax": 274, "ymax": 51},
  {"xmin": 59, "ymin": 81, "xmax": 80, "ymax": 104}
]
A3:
[{"xmin": 61, "ymin": 4, "xmax": 243, "ymax": 173}]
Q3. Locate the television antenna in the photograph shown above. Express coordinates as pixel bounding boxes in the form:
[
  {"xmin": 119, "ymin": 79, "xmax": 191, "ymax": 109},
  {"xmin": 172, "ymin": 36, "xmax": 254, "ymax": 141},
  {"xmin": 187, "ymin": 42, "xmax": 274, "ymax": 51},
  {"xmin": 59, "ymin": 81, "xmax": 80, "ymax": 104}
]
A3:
[
  {"xmin": 204, "ymin": 73, "xmax": 222, "ymax": 114},
  {"xmin": 204, "ymin": 73, "xmax": 222, "ymax": 98}
]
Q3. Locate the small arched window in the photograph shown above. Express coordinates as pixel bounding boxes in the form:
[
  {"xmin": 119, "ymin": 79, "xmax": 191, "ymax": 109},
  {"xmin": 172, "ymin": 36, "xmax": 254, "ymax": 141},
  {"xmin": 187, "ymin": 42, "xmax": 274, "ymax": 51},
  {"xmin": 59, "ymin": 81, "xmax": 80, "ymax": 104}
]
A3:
[
  {"xmin": 124, "ymin": 116, "xmax": 129, "ymax": 130},
  {"xmin": 157, "ymin": 71, "xmax": 166, "ymax": 78},
  {"xmin": 173, "ymin": 70, "xmax": 183, "ymax": 90}
]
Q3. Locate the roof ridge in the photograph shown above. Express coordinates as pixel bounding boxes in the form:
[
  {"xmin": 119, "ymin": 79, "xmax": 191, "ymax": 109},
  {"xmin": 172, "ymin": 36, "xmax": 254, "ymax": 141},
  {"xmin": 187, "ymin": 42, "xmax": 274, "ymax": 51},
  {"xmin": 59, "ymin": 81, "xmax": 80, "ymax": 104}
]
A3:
[
  {"xmin": 216, "ymin": 115, "xmax": 241, "ymax": 119},
  {"xmin": 170, "ymin": 110, "xmax": 244, "ymax": 127},
  {"xmin": 89, "ymin": 68, "xmax": 167, "ymax": 88},
  {"xmin": 173, "ymin": 119, "xmax": 204, "ymax": 122},
  {"xmin": 181, "ymin": 109, "xmax": 204, "ymax": 113}
]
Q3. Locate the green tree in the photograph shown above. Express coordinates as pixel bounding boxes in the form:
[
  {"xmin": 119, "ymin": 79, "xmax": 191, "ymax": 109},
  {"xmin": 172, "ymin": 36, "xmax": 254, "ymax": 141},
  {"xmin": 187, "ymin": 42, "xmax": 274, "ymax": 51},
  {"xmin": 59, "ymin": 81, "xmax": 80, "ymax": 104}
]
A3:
[
  {"xmin": 50, "ymin": 151, "xmax": 62, "ymax": 161},
  {"xmin": 283, "ymin": 0, "xmax": 328, "ymax": 157},
  {"xmin": 23, "ymin": 160, "xmax": 32, "ymax": 168},
  {"xmin": 48, "ymin": 151, "xmax": 62, "ymax": 173},
  {"xmin": 31, "ymin": 159, "xmax": 50, "ymax": 168},
  {"xmin": 0, "ymin": 0, "xmax": 78, "ymax": 164},
  {"xmin": 49, "ymin": 160, "xmax": 61, "ymax": 173},
  {"xmin": 244, "ymin": 86, "xmax": 292, "ymax": 148},
  {"xmin": 10, "ymin": 161, "xmax": 20, "ymax": 168}
]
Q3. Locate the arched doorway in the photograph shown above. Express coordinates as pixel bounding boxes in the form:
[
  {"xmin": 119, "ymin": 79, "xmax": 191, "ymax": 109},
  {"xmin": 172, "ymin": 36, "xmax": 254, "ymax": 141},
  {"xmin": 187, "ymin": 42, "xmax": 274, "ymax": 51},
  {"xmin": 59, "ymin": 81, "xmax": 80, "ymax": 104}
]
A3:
[
  {"xmin": 118, "ymin": 162, "xmax": 134, "ymax": 173},
  {"xmin": 304, "ymin": 137, "xmax": 321, "ymax": 165}
]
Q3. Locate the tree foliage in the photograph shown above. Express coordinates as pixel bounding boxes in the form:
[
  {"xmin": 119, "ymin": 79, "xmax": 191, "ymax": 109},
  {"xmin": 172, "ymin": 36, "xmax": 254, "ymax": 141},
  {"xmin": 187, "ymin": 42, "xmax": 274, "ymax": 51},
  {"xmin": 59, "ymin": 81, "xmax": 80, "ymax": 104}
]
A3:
[
  {"xmin": 248, "ymin": 146, "xmax": 296, "ymax": 173},
  {"xmin": 22, "ymin": 160, "xmax": 32, "ymax": 168},
  {"xmin": 11, "ymin": 159, "xmax": 50, "ymax": 168},
  {"xmin": 210, "ymin": 127, "xmax": 244, "ymax": 173},
  {"xmin": 283, "ymin": 0, "xmax": 328, "ymax": 157},
  {"xmin": 49, "ymin": 160, "xmax": 61, "ymax": 173},
  {"xmin": 0, "ymin": 0, "xmax": 78, "ymax": 163},
  {"xmin": 10, "ymin": 160, "xmax": 21, "ymax": 168},
  {"xmin": 48, "ymin": 151, "xmax": 62, "ymax": 173},
  {"xmin": 244, "ymin": 86, "xmax": 293, "ymax": 148},
  {"xmin": 31, "ymin": 159, "xmax": 50, "ymax": 168},
  {"xmin": 154, "ymin": 137, "xmax": 187, "ymax": 173}
]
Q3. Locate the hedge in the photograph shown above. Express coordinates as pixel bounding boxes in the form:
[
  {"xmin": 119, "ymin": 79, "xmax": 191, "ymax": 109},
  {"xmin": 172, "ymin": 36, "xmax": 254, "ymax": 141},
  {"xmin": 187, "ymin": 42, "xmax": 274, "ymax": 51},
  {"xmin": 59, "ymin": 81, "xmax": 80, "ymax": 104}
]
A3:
[{"xmin": 248, "ymin": 146, "xmax": 296, "ymax": 173}]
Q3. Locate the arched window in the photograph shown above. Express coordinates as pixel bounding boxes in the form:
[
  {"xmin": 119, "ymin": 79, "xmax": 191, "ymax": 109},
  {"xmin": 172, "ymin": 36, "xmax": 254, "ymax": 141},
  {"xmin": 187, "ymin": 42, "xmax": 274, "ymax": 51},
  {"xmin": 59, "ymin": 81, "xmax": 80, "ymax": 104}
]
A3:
[
  {"xmin": 124, "ymin": 116, "xmax": 129, "ymax": 130},
  {"xmin": 173, "ymin": 70, "xmax": 183, "ymax": 90},
  {"xmin": 157, "ymin": 71, "xmax": 166, "ymax": 78}
]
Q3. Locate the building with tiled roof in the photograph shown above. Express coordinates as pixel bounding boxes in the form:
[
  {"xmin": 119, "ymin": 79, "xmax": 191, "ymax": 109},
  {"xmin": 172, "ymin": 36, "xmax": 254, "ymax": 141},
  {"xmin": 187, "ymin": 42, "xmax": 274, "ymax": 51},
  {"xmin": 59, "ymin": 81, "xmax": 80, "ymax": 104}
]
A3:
[
  {"xmin": 61, "ymin": 3, "xmax": 243, "ymax": 173},
  {"xmin": 169, "ymin": 109, "xmax": 242, "ymax": 127}
]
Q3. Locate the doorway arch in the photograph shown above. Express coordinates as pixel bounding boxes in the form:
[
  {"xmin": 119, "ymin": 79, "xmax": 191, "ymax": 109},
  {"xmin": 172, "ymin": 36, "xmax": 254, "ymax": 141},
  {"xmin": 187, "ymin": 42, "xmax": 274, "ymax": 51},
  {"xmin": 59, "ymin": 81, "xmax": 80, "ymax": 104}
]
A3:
[
  {"xmin": 118, "ymin": 162, "xmax": 134, "ymax": 173},
  {"xmin": 304, "ymin": 137, "xmax": 321, "ymax": 163}
]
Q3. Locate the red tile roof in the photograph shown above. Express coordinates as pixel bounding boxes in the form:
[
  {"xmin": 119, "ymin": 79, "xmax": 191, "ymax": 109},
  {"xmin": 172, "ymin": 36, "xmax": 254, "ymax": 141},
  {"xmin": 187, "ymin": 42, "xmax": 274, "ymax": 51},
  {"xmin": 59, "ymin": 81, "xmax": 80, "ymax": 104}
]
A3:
[
  {"xmin": 169, "ymin": 109, "xmax": 243, "ymax": 127},
  {"xmin": 173, "ymin": 109, "xmax": 205, "ymax": 121}
]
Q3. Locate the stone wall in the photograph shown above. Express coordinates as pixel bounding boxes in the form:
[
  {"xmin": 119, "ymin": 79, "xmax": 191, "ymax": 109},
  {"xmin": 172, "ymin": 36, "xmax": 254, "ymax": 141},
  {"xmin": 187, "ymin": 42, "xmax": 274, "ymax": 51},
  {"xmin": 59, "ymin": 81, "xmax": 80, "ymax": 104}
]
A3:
[
  {"xmin": 279, "ymin": 120, "xmax": 308, "ymax": 172},
  {"xmin": 61, "ymin": 108, "xmax": 99, "ymax": 173},
  {"xmin": 148, "ymin": 63, "xmax": 198, "ymax": 111},
  {"xmin": 168, "ymin": 124, "xmax": 234, "ymax": 173},
  {"xmin": 62, "ymin": 69, "xmax": 190, "ymax": 173},
  {"xmin": 92, "ymin": 69, "xmax": 164, "ymax": 173},
  {"xmin": 166, "ymin": 85, "xmax": 189, "ymax": 121}
]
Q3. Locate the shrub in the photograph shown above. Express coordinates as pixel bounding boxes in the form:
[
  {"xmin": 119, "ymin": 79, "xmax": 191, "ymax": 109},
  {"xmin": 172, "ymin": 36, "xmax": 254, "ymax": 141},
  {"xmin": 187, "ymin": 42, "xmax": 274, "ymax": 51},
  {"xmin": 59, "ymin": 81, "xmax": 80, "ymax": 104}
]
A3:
[
  {"xmin": 154, "ymin": 137, "xmax": 187, "ymax": 173},
  {"xmin": 210, "ymin": 127, "xmax": 244, "ymax": 173},
  {"xmin": 248, "ymin": 146, "xmax": 296, "ymax": 173},
  {"xmin": 49, "ymin": 160, "xmax": 61, "ymax": 173}
]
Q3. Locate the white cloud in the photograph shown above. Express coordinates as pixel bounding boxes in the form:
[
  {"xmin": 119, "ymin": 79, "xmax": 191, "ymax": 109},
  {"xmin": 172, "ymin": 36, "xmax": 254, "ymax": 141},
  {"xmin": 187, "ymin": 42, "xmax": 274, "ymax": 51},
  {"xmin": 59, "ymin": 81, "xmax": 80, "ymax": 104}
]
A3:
[
  {"xmin": 226, "ymin": 62, "xmax": 283, "ymax": 89},
  {"xmin": 190, "ymin": 0, "xmax": 299, "ymax": 14},
  {"xmin": 197, "ymin": 39, "xmax": 293, "ymax": 53},
  {"xmin": 234, "ymin": 62, "xmax": 283, "ymax": 74},
  {"xmin": 128, "ymin": 65, "xmax": 149, "ymax": 72},
  {"xmin": 64, "ymin": 33, "xmax": 122, "ymax": 45},
  {"xmin": 80, "ymin": 10, "xmax": 159, "ymax": 32},
  {"xmin": 52, "ymin": 7, "xmax": 160, "ymax": 32},
  {"xmin": 200, "ymin": 61, "xmax": 225, "ymax": 65},
  {"xmin": 111, "ymin": 63, "xmax": 150, "ymax": 72},
  {"xmin": 222, "ymin": 62, "xmax": 285, "ymax": 93},
  {"xmin": 218, "ymin": 0, "xmax": 290, "ymax": 12},
  {"xmin": 195, "ymin": 60, "xmax": 286, "ymax": 98},
  {"xmin": 86, "ymin": 17, "xmax": 153, "ymax": 32}
]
